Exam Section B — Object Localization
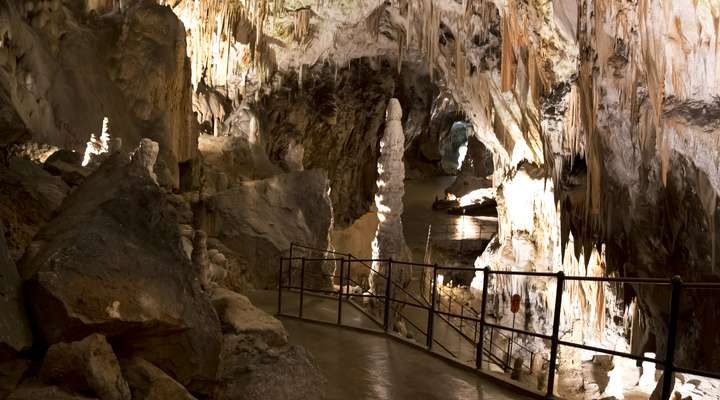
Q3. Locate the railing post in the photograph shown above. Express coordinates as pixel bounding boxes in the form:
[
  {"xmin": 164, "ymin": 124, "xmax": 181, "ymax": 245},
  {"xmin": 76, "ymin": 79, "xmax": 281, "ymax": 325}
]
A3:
[
  {"xmin": 476, "ymin": 266, "xmax": 490, "ymax": 369},
  {"xmin": 299, "ymin": 257, "xmax": 306, "ymax": 319},
  {"xmin": 426, "ymin": 264, "xmax": 439, "ymax": 350},
  {"xmin": 345, "ymin": 254, "xmax": 352, "ymax": 300},
  {"xmin": 277, "ymin": 257, "xmax": 284, "ymax": 315},
  {"xmin": 288, "ymin": 243, "xmax": 294, "ymax": 289},
  {"xmin": 383, "ymin": 258, "xmax": 393, "ymax": 332},
  {"xmin": 660, "ymin": 276, "xmax": 682, "ymax": 400},
  {"xmin": 546, "ymin": 271, "xmax": 565, "ymax": 398},
  {"xmin": 336, "ymin": 259, "xmax": 345, "ymax": 325}
]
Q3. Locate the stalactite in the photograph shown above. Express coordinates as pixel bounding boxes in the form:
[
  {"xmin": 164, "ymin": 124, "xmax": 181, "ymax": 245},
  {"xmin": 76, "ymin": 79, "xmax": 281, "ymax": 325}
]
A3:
[
  {"xmin": 500, "ymin": 12, "xmax": 516, "ymax": 92},
  {"xmin": 293, "ymin": 8, "xmax": 311, "ymax": 44}
]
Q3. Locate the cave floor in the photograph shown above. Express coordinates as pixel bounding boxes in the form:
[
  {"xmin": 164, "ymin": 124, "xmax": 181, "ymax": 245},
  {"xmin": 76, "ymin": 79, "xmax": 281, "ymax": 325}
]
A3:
[{"xmin": 248, "ymin": 290, "xmax": 533, "ymax": 400}]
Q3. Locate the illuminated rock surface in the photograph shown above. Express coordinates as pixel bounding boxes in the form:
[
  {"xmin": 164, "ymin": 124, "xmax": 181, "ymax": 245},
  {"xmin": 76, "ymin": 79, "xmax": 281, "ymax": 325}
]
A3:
[{"xmin": 0, "ymin": 0, "xmax": 719, "ymax": 398}]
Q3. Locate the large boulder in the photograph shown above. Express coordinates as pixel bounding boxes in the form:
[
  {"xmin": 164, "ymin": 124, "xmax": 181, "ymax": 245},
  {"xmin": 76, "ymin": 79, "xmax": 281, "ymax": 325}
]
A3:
[
  {"xmin": 0, "ymin": 359, "xmax": 31, "ymax": 398},
  {"xmin": 39, "ymin": 334, "xmax": 130, "ymax": 400},
  {"xmin": 0, "ymin": 220, "xmax": 32, "ymax": 361},
  {"xmin": 0, "ymin": 157, "xmax": 69, "ymax": 261},
  {"xmin": 200, "ymin": 170, "xmax": 332, "ymax": 288},
  {"xmin": 120, "ymin": 357, "xmax": 196, "ymax": 400},
  {"xmin": 7, "ymin": 384, "xmax": 98, "ymax": 400},
  {"xmin": 211, "ymin": 289, "xmax": 325, "ymax": 400},
  {"xmin": 19, "ymin": 150, "xmax": 222, "ymax": 396}
]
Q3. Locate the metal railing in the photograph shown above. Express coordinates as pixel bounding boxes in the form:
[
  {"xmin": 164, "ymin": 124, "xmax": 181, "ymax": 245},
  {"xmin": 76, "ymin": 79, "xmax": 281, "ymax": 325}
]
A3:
[{"xmin": 276, "ymin": 249, "xmax": 720, "ymax": 400}]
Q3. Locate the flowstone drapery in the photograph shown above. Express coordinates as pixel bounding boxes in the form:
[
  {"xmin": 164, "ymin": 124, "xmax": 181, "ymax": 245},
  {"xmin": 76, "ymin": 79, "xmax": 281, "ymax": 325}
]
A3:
[{"xmin": 370, "ymin": 98, "xmax": 410, "ymax": 302}]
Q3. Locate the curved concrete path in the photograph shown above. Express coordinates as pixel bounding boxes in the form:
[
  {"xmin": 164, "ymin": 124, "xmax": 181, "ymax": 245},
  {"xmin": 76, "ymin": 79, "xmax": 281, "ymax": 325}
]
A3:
[{"xmin": 248, "ymin": 290, "xmax": 533, "ymax": 400}]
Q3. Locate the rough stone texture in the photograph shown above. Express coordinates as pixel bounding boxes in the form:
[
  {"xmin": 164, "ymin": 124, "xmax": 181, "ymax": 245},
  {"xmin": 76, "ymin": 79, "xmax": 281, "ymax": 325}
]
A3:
[
  {"xmin": 0, "ymin": 359, "xmax": 31, "ymax": 399},
  {"xmin": 0, "ymin": 0, "xmax": 197, "ymax": 188},
  {"xmin": 19, "ymin": 150, "xmax": 221, "ymax": 396},
  {"xmin": 0, "ymin": 221, "xmax": 32, "ymax": 360},
  {"xmin": 39, "ymin": 334, "xmax": 130, "ymax": 400},
  {"xmin": 112, "ymin": 3, "xmax": 198, "ymax": 187},
  {"xmin": 128, "ymin": 139, "xmax": 159, "ymax": 184},
  {"xmin": 211, "ymin": 288, "xmax": 325, "ymax": 400},
  {"xmin": 370, "ymin": 99, "xmax": 411, "ymax": 296},
  {"xmin": 7, "ymin": 384, "xmax": 98, "ymax": 400},
  {"xmin": 0, "ymin": 157, "xmax": 69, "ymax": 262},
  {"xmin": 446, "ymin": 135, "xmax": 494, "ymax": 197},
  {"xmin": 211, "ymin": 288, "xmax": 287, "ymax": 347},
  {"xmin": 200, "ymin": 170, "xmax": 332, "ymax": 288},
  {"xmin": 120, "ymin": 357, "xmax": 197, "ymax": 400},
  {"xmin": 261, "ymin": 60, "xmax": 393, "ymax": 227}
]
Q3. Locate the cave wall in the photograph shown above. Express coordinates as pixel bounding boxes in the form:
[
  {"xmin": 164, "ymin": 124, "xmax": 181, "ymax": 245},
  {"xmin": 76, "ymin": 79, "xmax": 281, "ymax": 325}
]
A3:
[
  {"xmin": 160, "ymin": 0, "xmax": 720, "ymax": 373},
  {"xmin": 0, "ymin": 0, "xmax": 198, "ymax": 187}
]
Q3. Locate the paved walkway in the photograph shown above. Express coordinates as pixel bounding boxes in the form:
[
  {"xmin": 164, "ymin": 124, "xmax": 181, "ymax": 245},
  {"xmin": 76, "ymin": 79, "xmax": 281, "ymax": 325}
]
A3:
[{"xmin": 248, "ymin": 290, "xmax": 533, "ymax": 400}]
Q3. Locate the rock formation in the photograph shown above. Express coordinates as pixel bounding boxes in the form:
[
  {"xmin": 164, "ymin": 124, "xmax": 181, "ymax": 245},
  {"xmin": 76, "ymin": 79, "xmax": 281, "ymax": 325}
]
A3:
[
  {"xmin": 199, "ymin": 170, "xmax": 333, "ymax": 289},
  {"xmin": 39, "ymin": 333, "xmax": 131, "ymax": 400},
  {"xmin": 370, "ymin": 98, "xmax": 410, "ymax": 297}
]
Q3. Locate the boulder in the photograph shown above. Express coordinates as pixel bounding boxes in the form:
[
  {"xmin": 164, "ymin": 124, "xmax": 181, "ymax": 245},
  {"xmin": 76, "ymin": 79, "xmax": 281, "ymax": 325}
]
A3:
[
  {"xmin": 44, "ymin": 150, "xmax": 90, "ymax": 186},
  {"xmin": 0, "ymin": 157, "xmax": 69, "ymax": 260},
  {"xmin": 7, "ymin": 384, "xmax": 97, "ymax": 400},
  {"xmin": 120, "ymin": 357, "xmax": 196, "ymax": 400},
  {"xmin": 211, "ymin": 288, "xmax": 287, "ymax": 347},
  {"xmin": 0, "ymin": 221, "xmax": 32, "ymax": 361},
  {"xmin": 0, "ymin": 359, "xmax": 31, "ymax": 398},
  {"xmin": 201, "ymin": 170, "xmax": 332, "ymax": 288},
  {"xmin": 210, "ymin": 288, "xmax": 325, "ymax": 400},
  {"xmin": 7, "ymin": 156, "xmax": 69, "ymax": 211},
  {"xmin": 20, "ymin": 151, "xmax": 222, "ymax": 396},
  {"xmin": 39, "ymin": 334, "xmax": 130, "ymax": 400}
]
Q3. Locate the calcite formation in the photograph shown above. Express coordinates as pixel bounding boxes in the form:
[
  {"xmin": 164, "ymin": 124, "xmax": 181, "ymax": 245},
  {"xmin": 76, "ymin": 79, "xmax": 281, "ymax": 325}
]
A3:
[{"xmin": 370, "ymin": 98, "xmax": 410, "ymax": 297}]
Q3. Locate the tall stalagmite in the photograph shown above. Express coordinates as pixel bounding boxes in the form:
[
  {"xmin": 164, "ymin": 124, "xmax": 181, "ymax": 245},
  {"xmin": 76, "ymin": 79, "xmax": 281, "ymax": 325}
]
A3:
[{"xmin": 370, "ymin": 98, "xmax": 409, "ymax": 297}]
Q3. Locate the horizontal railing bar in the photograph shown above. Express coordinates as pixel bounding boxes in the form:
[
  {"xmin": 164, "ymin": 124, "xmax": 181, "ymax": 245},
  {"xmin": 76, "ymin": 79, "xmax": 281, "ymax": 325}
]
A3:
[
  {"xmin": 282, "ymin": 287, "xmax": 340, "ymax": 296},
  {"xmin": 281, "ymin": 257, "xmax": 345, "ymax": 262},
  {"xmin": 489, "ymin": 270, "xmax": 558, "ymax": 277},
  {"xmin": 673, "ymin": 366, "xmax": 720, "ymax": 380},
  {"xmin": 437, "ymin": 266, "xmax": 484, "ymax": 272},
  {"xmin": 344, "ymin": 292, "xmax": 384, "ymax": 301},
  {"xmin": 564, "ymin": 276, "xmax": 671, "ymax": 284},
  {"xmin": 682, "ymin": 282, "xmax": 720, "ymax": 288},
  {"xmin": 389, "ymin": 260, "xmax": 435, "ymax": 267},
  {"xmin": 557, "ymin": 340, "xmax": 662, "ymax": 364},
  {"xmin": 290, "ymin": 243, "xmax": 350, "ymax": 256},
  {"xmin": 484, "ymin": 322, "xmax": 553, "ymax": 341}
]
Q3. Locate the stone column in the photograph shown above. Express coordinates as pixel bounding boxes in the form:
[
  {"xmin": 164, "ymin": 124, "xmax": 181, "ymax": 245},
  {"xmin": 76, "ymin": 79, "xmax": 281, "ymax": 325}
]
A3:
[{"xmin": 370, "ymin": 98, "xmax": 410, "ymax": 300}]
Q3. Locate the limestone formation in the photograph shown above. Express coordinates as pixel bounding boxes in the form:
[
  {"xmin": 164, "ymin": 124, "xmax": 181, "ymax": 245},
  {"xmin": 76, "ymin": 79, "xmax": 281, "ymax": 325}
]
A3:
[
  {"xmin": 120, "ymin": 357, "xmax": 197, "ymax": 400},
  {"xmin": 191, "ymin": 230, "xmax": 211, "ymax": 290},
  {"xmin": 20, "ymin": 148, "xmax": 222, "ymax": 396},
  {"xmin": 370, "ymin": 98, "xmax": 410, "ymax": 296},
  {"xmin": 202, "ymin": 170, "xmax": 333, "ymax": 288},
  {"xmin": 0, "ymin": 222, "xmax": 32, "ymax": 360},
  {"xmin": 211, "ymin": 288, "xmax": 325, "ymax": 400},
  {"xmin": 7, "ymin": 384, "xmax": 98, "ymax": 400},
  {"xmin": 129, "ymin": 139, "xmax": 159, "ymax": 184},
  {"xmin": 39, "ymin": 334, "xmax": 131, "ymax": 400}
]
